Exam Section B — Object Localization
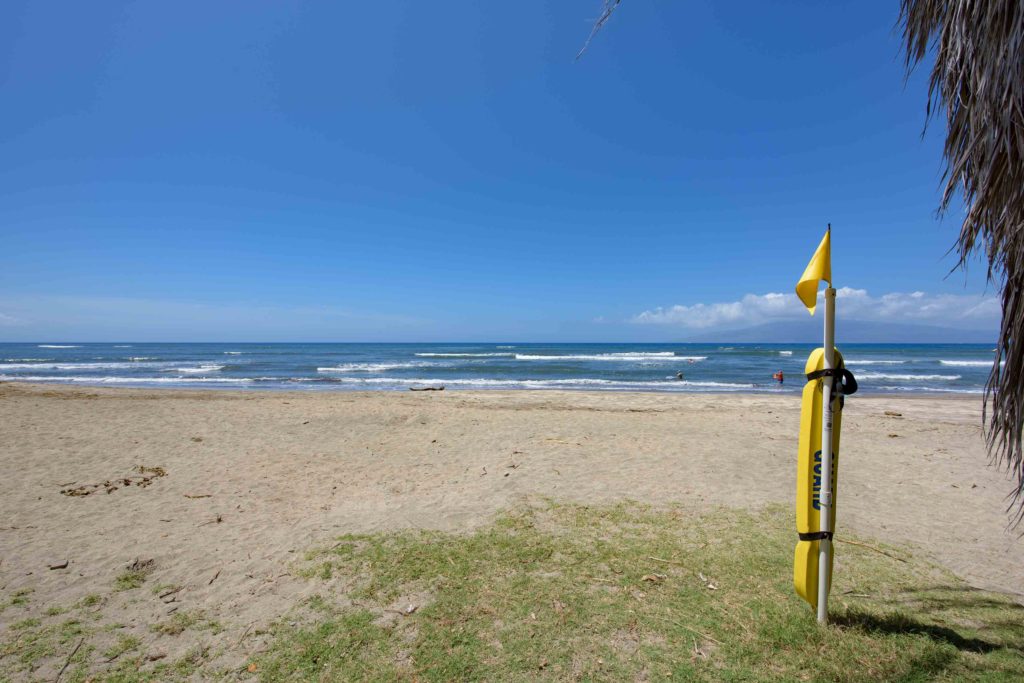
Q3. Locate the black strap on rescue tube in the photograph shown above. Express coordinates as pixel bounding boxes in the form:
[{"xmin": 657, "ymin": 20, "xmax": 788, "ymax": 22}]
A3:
[
  {"xmin": 805, "ymin": 367, "xmax": 858, "ymax": 396},
  {"xmin": 798, "ymin": 531, "xmax": 834, "ymax": 541}
]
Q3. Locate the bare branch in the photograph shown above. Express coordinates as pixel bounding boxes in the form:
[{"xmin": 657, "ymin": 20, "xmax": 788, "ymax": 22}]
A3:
[{"xmin": 576, "ymin": 0, "xmax": 623, "ymax": 61}]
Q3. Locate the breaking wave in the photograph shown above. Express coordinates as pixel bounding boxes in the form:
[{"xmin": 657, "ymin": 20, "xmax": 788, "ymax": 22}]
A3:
[
  {"xmin": 317, "ymin": 362, "xmax": 437, "ymax": 373},
  {"xmin": 415, "ymin": 353, "xmax": 514, "ymax": 358},
  {"xmin": 164, "ymin": 365, "xmax": 225, "ymax": 373},
  {"xmin": 843, "ymin": 359, "xmax": 907, "ymax": 365},
  {"xmin": 514, "ymin": 353, "xmax": 705, "ymax": 362},
  {"xmin": 938, "ymin": 360, "xmax": 996, "ymax": 367},
  {"xmin": 322, "ymin": 377, "xmax": 755, "ymax": 391},
  {"xmin": 876, "ymin": 385, "xmax": 984, "ymax": 394},
  {"xmin": 0, "ymin": 375, "xmax": 260, "ymax": 384},
  {"xmin": 857, "ymin": 372, "xmax": 961, "ymax": 381},
  {"xmin": 0, "ymin": 361, "xmax": 173, "ymax": 370}
]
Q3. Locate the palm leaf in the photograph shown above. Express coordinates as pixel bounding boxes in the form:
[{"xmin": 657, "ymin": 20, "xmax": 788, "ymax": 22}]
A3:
[{"xmin": 900, "ymin": 0, "xmax": 1024, "ymax": 525}]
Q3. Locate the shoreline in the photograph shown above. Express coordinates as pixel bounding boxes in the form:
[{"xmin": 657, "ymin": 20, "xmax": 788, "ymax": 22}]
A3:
[{"xmin": 0, "ymin": 380, "xmax": 986, "ymax": 399}]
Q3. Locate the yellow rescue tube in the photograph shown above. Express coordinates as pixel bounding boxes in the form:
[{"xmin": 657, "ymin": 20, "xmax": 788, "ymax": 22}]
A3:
[{"xmin": 793, "ymin": 347, "xmax": 844, "ymax": 608}]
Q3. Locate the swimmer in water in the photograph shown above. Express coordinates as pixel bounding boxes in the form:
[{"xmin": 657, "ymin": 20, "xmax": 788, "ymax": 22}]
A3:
[
  {"xmin": 676, "ymin": 371, "xmax": 685, "ymax": 380},
  {"xmin": 773, "ymin": 370, "xmax": 784, "ymax": 384}
]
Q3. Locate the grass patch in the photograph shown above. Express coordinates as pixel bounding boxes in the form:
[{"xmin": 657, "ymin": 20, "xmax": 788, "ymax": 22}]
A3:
[
  {"xmin": 99, "ymin": 646, "xmax": 215, "ymax": 683},
  {"xmin": 151, "ymin": 610, "xmax": 222, "ymax": 637},
  {"xmin": 0, "ymin": 616, "xmax": 92, "ymax": 673},
  {"xmin": 0, "ymin": 588, "xmax": 34, "ymax": 615},
  {"xmin": 254, "ymin": 503, "xmax": 1024, "ymax": 682},
  {"xmin": 102, "ymin": 634, "xmax": 141, "ymax": 661},
  {"xmin": 0, "ymin": 594, "xmax": 218, "ymax": 682},
  {"xmin": 114, "ymin": 569, "xmax": 150, "ymax": 592},
  {"xmin": 77, "ymin": 593, "xmax": 103, "ymax": 608}
]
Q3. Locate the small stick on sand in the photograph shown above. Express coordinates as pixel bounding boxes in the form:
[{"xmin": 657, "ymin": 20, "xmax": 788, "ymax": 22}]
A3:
[
  {"xmin": 235, "ymin": 623, "xmax": 254, "ymax": 648},
  {"xmin": 835, "ymin": 538, "xmax": 908, "ymax": 563},
  {"xmin": 198, "ymin": 514, "xmax": 223, "ymax": 527},
  {"xmin": 55, "ymin": 637, "xmax": 84, "ymax": 682}
]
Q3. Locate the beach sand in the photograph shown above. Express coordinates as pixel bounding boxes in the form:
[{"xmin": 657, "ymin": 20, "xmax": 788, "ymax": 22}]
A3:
[{"xmin": 1, "ymin": 382, "xmax": 1020, "ymax": 674}]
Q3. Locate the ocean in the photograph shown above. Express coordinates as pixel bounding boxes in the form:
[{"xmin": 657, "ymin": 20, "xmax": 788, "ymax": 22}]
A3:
[{"xmin": 0, "ymin": 342, "xmax": 996, "ymax": 394}]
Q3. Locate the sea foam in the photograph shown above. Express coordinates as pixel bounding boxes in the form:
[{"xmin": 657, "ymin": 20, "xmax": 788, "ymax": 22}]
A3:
[
  {"xmin": 0, "ymin": 375, "xmax": 258, "ymax": 384},
  {"xmin": 876, "ymin": 385, "xmax": 984, "ymax": 394},
  {"xmin": 0, "ymin": 361, "xmax": 173, "ymax": 370},
  {"xmin": 843, "ymin": 359, "xmax": 907, "ymax": 365},
  {"xmin": 857, "ymin": 372, "xmax": 961, "ymax": 381},
  {"xmin": 165, "ymin": 365, "xmax": 225, "ymax": 373},
  {"xmin": 323, "ymin": 377, "xmax": 754, "ymax": 391},
  {"xmin": 938, "ymin": 360, "xmax": 996, "ymax": 367},
  {"xmin": 318, "ymin": 362, "xmax": 436, "ymax": 372},
  {"xmin": 514, "ymin": 353, "xmax": 704, "ymax": 362},
  {"xmin": 414, "ymin": 352, "xmax": 514, "ymax": 358}
]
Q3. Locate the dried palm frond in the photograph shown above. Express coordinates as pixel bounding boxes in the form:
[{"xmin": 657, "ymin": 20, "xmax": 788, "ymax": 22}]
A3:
[{"xmin": 900, "ymin": 0, "xmax": 1024, "ymax": 525}]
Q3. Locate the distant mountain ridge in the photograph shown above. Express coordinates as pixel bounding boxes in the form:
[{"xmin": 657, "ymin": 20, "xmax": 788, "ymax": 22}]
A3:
[{"xmin": 683, "ymin": 319, "xmax": 995, "ymax": 344}]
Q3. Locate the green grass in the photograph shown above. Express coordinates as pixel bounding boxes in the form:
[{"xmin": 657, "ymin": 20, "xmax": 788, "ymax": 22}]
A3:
[
  {"xmin": 2, "ymin": 503, "xmax": 1021, "ymax": 681},
  {"xmin": 0, "ymin": 616, "xmax": 91, "ymax": 672},
  {"xmin": 253, "ymin": 503, "xmax": 1024, "ymax": 682},
  {"xmin": 78, "ymin": 593, "xmax": 103, "ymax": 608},
  {"xmin": 113, "ymin": 568, "xmax": 150, "ymax": 592},
  {"xmin": 0, "ymin": 609, "xmax": 217, "ymax": 683},
  {"xmin": 0, "ymin": 594, "xmax": 222, "ymax": 683},
  {"xmin": 89, "ymin": 647, "xmax": 216, "ymax": 683},
  {"xmin": 0, "ymin": 588, "xmax": 33, "ymax": 615},
  {"xmin": 102, "ymin": 634, "xmax": 141, "ymax": 661},
  {"xmin": 150, "ymin": 610, "xmax": 222, "ymax": 636}
]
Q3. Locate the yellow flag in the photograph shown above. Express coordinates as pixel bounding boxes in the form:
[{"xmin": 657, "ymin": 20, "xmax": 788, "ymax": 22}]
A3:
[{"xmin": 795, "ymin": 229, "xmax": 831, "ymax": 314}]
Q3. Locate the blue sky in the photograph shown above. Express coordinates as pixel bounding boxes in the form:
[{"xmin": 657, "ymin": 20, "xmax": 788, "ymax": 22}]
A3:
[{"xmin": 0, "ymin": 1, "xmax": 999, "ymax": 342}]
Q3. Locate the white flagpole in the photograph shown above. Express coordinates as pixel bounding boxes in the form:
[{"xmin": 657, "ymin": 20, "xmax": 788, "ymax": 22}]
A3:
[{"xmin": 817, "ymin": 286, "xmax": 836, "ymax": 624}]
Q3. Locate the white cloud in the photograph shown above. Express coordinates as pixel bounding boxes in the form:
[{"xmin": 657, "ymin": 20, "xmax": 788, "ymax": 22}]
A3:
[
  {"xmin": 0, "ymin": 312, "xmax": 21, "ymax": 326},
  {"xmin": 632, "ymin": 288, "xmax": 1000, "ymax": 330}
]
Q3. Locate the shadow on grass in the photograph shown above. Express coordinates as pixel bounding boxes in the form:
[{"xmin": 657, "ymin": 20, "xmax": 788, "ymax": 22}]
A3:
[
  {"xmin": 834, "ymin": 610, "xmax": 1015, "ymax": 655},
  {"xmin": 893, "ymin": 584, "xmax": 1024, "ymax": 611}
]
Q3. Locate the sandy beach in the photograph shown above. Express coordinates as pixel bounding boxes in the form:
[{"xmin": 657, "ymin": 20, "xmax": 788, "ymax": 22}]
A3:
[{"xmin": 1, "ymin": 382, "xmax": 1020, "ymax": 676}]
